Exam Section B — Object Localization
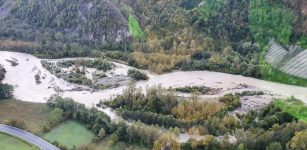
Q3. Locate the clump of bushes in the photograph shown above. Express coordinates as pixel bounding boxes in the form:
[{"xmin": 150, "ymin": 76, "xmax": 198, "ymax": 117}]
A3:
[
  {"xmin": 4, "ymin": 118, "xmax": 26, "ymax": 129},
  {"xmin": 63, "ymin": 72, "xmax": 92, "ymax": 86},
  {"xmin": 174, "ymin": 86, "xmax": 221, "ymax": 95},
  {"xmin": 127, "ymin": 69, "xmax": 149, "ymax": 81},
  {"xmin": 42, "ymin": 60, "xmax": 92, "ymax": 86},
  {"xmin": 56, "ymin": 60, "xmax": 74, "ymax": 68},
  {"xmin": 5, "ymin": 59, "xmax": 18, "ymax": 66},
  {"xmin": 235, "ymin": 91, "xmax": 264, "ymax": 97},
  {"xmin": 219, "ymin": 94, "xmax": 241, "ymax": 111},
  {"xmin": 57, "ymin": 59, "xmax": 114, "ymax": 71},
  {"xmin": 35, "ymin": 74, "xmax": 41, "ymax": 85},
  {"xmin": 0, "ymin": 65, "xmax": 14, "ymax": 99},
  {"xmin": 0, "ymin": 84, "xmax": 14, "ymax": 99},
  {"xmin": 0, "ymin": 65, "xmax": 5, "ymax": 81},
  {"xmin": 105, "ymin": 51, "xmax": 129, "ymax": 61}
]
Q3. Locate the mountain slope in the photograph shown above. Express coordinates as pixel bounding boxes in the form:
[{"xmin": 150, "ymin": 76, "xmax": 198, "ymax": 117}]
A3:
[
  {"xmin": 0, "ymin": 0, "xmax": 131, "ymax": 52},
  {"xmin": 0, "ymin": 0, "xmax": 306, "ymax": 84}
]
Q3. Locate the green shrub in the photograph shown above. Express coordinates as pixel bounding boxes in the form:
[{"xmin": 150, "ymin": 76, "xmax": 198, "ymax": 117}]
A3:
[
  {"xmin": 0, "ymin": 84, "xmax": 14, "ymax": 99},
  {"xmin": 219, "ymin": 94, "xmax": 241, "ymax": 111},
  {"xmin": 127, "ymin": 69, "xmax": 149, "ymax": 81}
]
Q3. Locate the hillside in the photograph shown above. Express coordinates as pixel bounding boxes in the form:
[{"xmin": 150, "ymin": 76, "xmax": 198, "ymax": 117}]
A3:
[
  {"xmin": 0, "ymin": 0, "xmax": 306, "ymax": 84},
  {"xmin": 0, "ymin": 0, "xmax": 131, "ymax": 55}
]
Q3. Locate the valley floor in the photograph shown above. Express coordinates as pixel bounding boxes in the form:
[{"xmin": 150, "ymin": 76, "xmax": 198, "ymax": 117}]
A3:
[{"xmin": 2, "ymin": 51, "xmax": 307, "ymax": 149}]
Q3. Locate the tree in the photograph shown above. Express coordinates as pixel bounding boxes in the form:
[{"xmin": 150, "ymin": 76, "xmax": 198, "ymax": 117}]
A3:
[
  {"xmin": 35, "ymin": 74, "xmax": 41, "ymax": 84},
  {"xmin": 0, "ymin": 65, "xmax": 5, "ymax": 82},
  {"xmin": 237, "ymin": 143, "xmax": 246, "ymax": 150},
  {"xmin": 0, "ymin": 84, "xmax": 14, "ymax": 99},
  {"xmin": 266, "ymin": 142, "xmax": 282, "ymax": 150},
  {"xmin": 0, "ymin": 65, "xmax": 13, "ymax": 100},
  {"xmin": 287, "ymin": 130, "xmax": 307, "ymax": 150},
  {"xmin": 127, "ymin": 69, "xmax": 149, "ymax": 81},
  {"xmin": 153, "ymin": 133, "xmax": 181, "ymax": 150},
  {"xmin": 108, "ymin": 133, "xmax": 119, "ymax": 146},
  {"xmin": 48, "ymin": 108, "xmax": 63, "ymax": 127},
  {"xmin": 98, "ymin": 128, "xmax": 106, "ymax": 139}
]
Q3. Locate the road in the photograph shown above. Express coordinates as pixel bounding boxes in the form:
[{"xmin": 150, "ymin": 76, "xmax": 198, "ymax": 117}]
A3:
[{"xmin": 0, "ymin": 124, "xmax": 60, "ymax": 150}]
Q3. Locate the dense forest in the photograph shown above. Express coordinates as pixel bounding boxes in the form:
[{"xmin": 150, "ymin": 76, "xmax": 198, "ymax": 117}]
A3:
[{"xmin": 0, "ymin": 0, "xmax": 306, "ymax": 83}]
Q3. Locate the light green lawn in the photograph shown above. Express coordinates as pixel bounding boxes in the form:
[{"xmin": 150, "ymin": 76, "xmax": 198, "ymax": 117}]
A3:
[
  {"xmin": 0, "ymin": 133, "xmax": 39, "ymax": 150},
  {"xmin": 128, "ymin": 15, "xmax": 145, "ymax": 38},
  {"xmin": 44, "ymin": 121, "xmax": 94, "ymax": 149}
]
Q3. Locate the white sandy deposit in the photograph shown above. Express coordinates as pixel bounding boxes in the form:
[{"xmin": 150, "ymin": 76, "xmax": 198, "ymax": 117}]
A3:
[
  {"xmin": 1, "ymin": 51, "xmax": 307, "ymax": 106},
  {"xmin": 2, "ymin": 51, "xmax": 307, "ymax": 142}
]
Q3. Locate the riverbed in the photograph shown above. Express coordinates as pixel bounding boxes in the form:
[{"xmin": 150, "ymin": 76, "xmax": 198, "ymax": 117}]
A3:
[{"xmin": 1, "ymin": 51, "xmax": 307, "ymax": 142}]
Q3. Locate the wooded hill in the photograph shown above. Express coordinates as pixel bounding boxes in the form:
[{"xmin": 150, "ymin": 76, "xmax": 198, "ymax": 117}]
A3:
[{"xmin": 0, "ymin": 0, "xmax": 306, "ymax": 83}]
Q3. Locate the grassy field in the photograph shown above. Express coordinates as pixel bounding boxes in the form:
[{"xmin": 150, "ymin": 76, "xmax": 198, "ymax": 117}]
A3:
[
  {"xmin": 44, "ymin": 121, "xmax": 94, "ymax": 149},
  {"xmin": 128, "ymin": 15, "xmax": 145, "ymax": 38},
  {"xmin": 0, "ymin": 99, "xmax": 52, "ymax": 135},
  {"xmin": 0, "ymin": 132, "xmax": 39, "ymax": 150},
  {"xmin": 274, "ymin": 97, "xmax": 307, "ymax": 122}
]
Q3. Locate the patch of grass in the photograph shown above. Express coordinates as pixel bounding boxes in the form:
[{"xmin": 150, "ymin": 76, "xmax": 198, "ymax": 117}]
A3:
[
  {"xmin": 274, "ymin": 97, "xmax": 307, "ymax": 122},
  {"xmin": 260, "ymin": 61, "xmax": 307, "ymax": 87},
  {"xmin": 44, "ymin": 121, "xmax": 94, "ymax": 149},
  {"xmin": 128, "ymin": 15, "xmax": 145, "ymax": 38},
  {"xmin": 297, "ymin": 36, "xmax": 307, "ymax": 49},
  {"xmin": 0, "ymin": 132, "xmax": 39, "ymax": 150},
  {"xmin": 0, "ymin": 99, "xmax": 52, "ymax": 135}
]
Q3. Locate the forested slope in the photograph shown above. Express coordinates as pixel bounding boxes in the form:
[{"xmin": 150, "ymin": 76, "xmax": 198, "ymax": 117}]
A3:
[
  {"xmin": 0, "ymin": 0, "xmax": 131, "ymax": 57},
  {"xmin": 0, "ymin": 0, "xmax": 306, "ymax": 84}
]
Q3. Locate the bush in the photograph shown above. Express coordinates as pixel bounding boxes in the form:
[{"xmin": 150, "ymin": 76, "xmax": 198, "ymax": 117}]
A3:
[
  {"xmin": 127, "ymin": 69, "xmax": 149, "ymax": 81},
  {"xmin": 35, "ymin": 74, "xmax": 41, "ymax": 85},
  {"xmin": 5, "ymin": 59, "xmax": 18, "ymax": 66},
  {"xmin": 219, "ymin": 94, "xmax": 241, "ymax": 111},
  {"xmin": 105, "ymin": 51, "xmax": 129, "ymax": 61},
  {"xmin": 4, "ymin": 118, "xmax": 26, "ymax": 129},
  {"xmin": 235, "ymin": 91, "xmax": 264, "ymax": 97},
  {"xmin": 0, "ymin": 65, "xmax": 5, "ymax": 82},
  {"xmin": 175, "ymin": 86, "xmax": 221, "ymax": 95},
  {"xmin": 0, "ymin": 84, "xmax": 14, "ymax": 99}
]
